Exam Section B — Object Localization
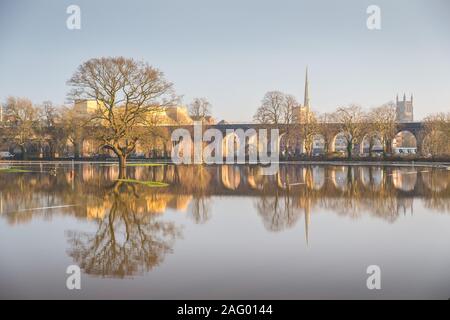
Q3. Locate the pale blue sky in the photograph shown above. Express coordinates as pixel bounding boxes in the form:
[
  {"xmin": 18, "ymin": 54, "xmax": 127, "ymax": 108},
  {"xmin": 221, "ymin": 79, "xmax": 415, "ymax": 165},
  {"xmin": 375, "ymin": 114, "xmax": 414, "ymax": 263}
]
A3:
[{"xmin": 0, "ymin": 0, "xmax": 449, "ymax": 121}]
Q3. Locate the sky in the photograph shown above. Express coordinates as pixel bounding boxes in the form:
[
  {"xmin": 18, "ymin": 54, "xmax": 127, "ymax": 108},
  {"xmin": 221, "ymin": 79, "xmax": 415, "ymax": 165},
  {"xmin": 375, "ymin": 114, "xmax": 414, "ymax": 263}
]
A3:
[{"xmin": 0, "ymin": 0, "xmax": 449, "ymax": 121}]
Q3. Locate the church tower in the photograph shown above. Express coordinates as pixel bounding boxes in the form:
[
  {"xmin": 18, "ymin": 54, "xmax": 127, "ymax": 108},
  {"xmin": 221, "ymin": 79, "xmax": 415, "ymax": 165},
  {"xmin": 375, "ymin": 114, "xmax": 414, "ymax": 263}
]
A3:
[
  {"xmin": 293, "ymin": 67, "xmax": 313, "ymax": 123},
  {"xmin": 396, "ymin": 93, "xmax": 414, "ymax": 122},
  {"xmin": 303, "ymin": 67, "xmax": 310, "ymax": 112}
]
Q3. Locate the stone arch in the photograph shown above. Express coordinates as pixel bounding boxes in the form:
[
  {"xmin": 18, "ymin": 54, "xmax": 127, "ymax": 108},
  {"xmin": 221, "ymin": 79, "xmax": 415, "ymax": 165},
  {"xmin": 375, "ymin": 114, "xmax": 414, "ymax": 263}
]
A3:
[
  {"xmin": 359, "ymin": 133, "xmax": 383, "ymax": 155},
  {"xmin": 392, "ymin": 130, "xmax": 418, "ymax": 155},
  {"xmin": 420, "ymin": 131, "xmax": 447, "ymax": 157},
  {"xmin": 246, "ymin": 131, "xmax": 258, "ymax": 162},
  {"xmin": 278, "ymin": 132, "xmax": 289, "ymax": 157},
  {"xmin": 276, "ymin": 165, "xmax": 305, "ymax": 188},
  {"xmin": 246, "ymin": 167, "xmax": 264, "ymax": 190},
  {"xmin": 330, "ymin": 166, "xmax": 353, "ymax": 191},
  {"xmin": 368, "ymin": 167, "xmax": 384, "ymax": 190},
  {"xmin": 421, "ymin": 133, "xmax": 435, "ymax": 157},
  {"xmin": 311, "ymin": 165, "xmax": 325, "ymax": 190},
  {"xmin": 391, "ymin": 168, "xmax": 417, "ymax": 192},
  {"xmin": 82, "ymin": 138, "xmax": 99, "ymax": 157},
  {"xmin": 421, "ymin": 170, "xmax": 449, "ymax": 192},
  {"xmin": 221, "ymin": 165, "xmax": 241, "ymax": 190},
  {"xmin": 222, "ymin": 131, "xmax": 241, "ymax": 160},
  {"xmin": 330, "ymin": 132, "xmax": 348, "ymax": 154},
  {"xmin": 357, "ymin": 167, "xmax": 372, "ymax": 187},
  {"xmin": 223, "ymin": 129, "xmax": 259, "ymax": 162},
  {"xmin": 312, "ymin": 134, "xmax": 326, "ymax": 155}
]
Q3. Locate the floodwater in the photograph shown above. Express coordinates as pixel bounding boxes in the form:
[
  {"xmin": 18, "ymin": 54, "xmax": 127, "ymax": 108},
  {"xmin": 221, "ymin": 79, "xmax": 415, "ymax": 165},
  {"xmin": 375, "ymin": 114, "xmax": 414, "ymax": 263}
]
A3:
[{"xmin": 0, "ymin": 162, "xmax": 449, "ymax": 299}]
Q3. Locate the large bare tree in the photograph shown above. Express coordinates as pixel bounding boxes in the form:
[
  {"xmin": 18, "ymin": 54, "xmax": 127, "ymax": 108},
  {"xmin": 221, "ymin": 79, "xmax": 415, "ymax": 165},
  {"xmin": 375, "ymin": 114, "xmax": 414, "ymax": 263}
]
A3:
[
  {"xmin": 335, "ymin": 105, "xmax": 366, "ymax": 159},
  {"xmin": 67, "ymin": 57, "xmax": 176, "ymax": 177}
]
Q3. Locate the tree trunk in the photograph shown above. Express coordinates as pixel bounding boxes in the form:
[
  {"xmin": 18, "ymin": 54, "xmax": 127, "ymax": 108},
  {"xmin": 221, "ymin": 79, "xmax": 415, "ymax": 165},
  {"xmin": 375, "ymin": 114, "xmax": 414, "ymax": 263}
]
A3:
[
  {"xmin": 20, "ymin": 144, "xmax": 27, "ymax": 160},
  {"xmin": 323, "ymin": 139, "xmax": 329, "ymax": 156},
  {"xmin": 118, "ymin": 153, "xmax": 127, "ymax": 179},
  {"xmin": 49, "ymin": 143, "xmax": 56, "ymax": 160},
  {"xmin": 347, "ymin": 142, "xmax": 353, "ymax": 159},
  {"xmin": 73, "ymin": 142, "xmax": 80, "ymax": 159},
  {"xmin": 383, "ymin": 138, "xmax": 392, "ymax": 158}
]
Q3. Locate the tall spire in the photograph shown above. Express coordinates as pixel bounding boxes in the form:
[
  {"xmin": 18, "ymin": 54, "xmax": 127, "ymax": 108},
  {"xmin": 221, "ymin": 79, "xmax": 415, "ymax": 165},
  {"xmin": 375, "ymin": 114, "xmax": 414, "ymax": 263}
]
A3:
[
  {"xmin": 304, "ymin": 204, "xmax": 311, "ymax": 247},
  {"xmin": 304, "ymin": 67, "xmax": 310, "ymax": 111}
]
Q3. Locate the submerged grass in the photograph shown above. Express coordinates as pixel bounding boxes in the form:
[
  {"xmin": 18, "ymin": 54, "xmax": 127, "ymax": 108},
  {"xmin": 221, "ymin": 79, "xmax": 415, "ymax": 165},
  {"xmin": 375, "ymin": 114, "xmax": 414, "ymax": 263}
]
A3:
[
  {"xmin": 99, "ymin": 163, "xmax": 165, "ymax": 167},
  {"xmin": 0, "ymin": 168, "xmax": 33, "ymax": 173},
  {"xmin": 126, "ymin": 163, "xmax": 165, "ymax": 167},
  {"xmin": 116, "ymin": 179, "xmax": 169, "ymax": 187}
]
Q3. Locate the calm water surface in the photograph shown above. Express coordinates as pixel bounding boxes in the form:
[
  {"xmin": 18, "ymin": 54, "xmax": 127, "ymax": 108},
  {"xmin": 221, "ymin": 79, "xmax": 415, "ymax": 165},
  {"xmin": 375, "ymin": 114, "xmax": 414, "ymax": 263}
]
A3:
[{"xmin": 1, "ymin": 162, "xmax": 450, "ymax": 299}]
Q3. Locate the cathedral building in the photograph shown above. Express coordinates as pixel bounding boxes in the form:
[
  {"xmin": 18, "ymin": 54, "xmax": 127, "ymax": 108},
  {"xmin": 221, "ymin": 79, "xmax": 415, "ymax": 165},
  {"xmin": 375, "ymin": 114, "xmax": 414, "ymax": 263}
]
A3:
[{"xmin": 396, "ymin": 93, "xmax": 414, "ymax": 122}]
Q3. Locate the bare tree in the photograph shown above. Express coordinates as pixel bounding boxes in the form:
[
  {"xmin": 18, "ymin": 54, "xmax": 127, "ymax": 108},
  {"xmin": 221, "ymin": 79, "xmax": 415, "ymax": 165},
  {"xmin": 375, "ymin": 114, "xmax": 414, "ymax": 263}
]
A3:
[
  {"xmin": 317, "ymin": 112, "xmax": 337, "ymax": 155},
  {"xmin": 281, "ymin": 94, "xmax": 300, "ymax": 155},
  {"xmin": 254, "ymin": 91, "xmax": 286, "ymax": 124},
  {"xmin": 298, "ymin": 112, "xmax": 319, "ymax": 156},
  {"xmin": 60, "ymin": 106, "xmax": 89, "ymax": 159},
  {"xmin": 36, "ymin": 101, "xmax": 64, "ymax": 159},
  {"xmin": 188, "ymin": 97, "xmax": 212, "ymax": 122},
  {"xmin": 423, "ymin": 113, "xmax": 450, "ymax": 156},
  {"xmin": 368, "ymin": 102, "xmax": 397, "ymax": 156},
  {"xmin": 4, "ymin": 97, "xmax": 38, "ymax": 159},
  {"xmin": 335, "ymin": 105, "xmax": 366, "ymax": 159},
  {"xmin": 283, "ymin": 94, "xmax": 298, "ymax": 126},
  {"xmin": 67, "ymin": 57, "xmax": 176, "ymax": 177}
]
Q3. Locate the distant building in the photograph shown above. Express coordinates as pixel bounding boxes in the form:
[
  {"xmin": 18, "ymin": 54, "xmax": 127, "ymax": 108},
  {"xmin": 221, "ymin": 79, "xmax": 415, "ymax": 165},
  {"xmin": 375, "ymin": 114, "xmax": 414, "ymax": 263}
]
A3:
[
  {"xmin": 74, "ymin": 100, "xmax": 101, "ymax": 114},
  {"xmin": 74, "ymin": 100, "xmax": 200, "ymax": 125},
  {"xmin": 396, "ymin": 94, "xmax": 414, "ymax": 122},
  {"xmin": 163, "ymin": 106, "xmax": 193, "ymax": 124},
  {"xmin": 0, "ymin": 103, "xmax": 9, "ymax": 122},
  {"xmin": 293, "ymin": 68, "xmax": 314, "ymax": 123}
]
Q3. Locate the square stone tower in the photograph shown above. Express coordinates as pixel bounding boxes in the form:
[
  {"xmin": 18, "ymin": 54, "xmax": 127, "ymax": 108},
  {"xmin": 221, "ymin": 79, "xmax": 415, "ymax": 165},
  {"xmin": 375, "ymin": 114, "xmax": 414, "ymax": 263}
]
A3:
[{"xmin": 396, "ymin": 94, "xmax": 414, "ymax": 122}]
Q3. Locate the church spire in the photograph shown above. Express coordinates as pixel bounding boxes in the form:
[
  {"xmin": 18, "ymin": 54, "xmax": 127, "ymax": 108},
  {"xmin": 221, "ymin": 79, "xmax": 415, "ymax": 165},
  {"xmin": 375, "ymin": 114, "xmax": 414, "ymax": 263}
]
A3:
[
  {"xmin": 305, "ymin": 206, "xmax": 310, "ymax": 247},
  {"xmin": 304, "ymin": 67, "xmax": 310, "ymax": 111}
]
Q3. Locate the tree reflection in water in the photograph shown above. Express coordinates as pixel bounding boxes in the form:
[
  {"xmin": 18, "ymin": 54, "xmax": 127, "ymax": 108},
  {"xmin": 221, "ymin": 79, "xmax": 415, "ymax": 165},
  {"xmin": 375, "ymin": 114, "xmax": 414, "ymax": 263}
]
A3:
[
  {"xmin": 66, "ymin": 181, "xmax": 180, "ymax": 278},
  {"xmin": 1, "ymin": 163, "xmax": 450, "ymax": 276}
]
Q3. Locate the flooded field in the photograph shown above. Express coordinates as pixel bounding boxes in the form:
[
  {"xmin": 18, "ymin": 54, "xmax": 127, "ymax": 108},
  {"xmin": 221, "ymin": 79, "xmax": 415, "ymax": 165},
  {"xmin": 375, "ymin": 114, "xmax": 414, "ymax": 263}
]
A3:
[{"xmin": 1, "ymin": 162, "xmax": 450, "ymax": 299}]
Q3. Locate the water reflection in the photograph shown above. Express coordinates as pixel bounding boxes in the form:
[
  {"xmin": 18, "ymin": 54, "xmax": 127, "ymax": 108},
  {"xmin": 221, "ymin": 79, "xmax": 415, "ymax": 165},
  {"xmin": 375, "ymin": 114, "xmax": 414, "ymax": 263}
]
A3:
[
  {"xmin": 66, "ymin": 181, "xmax": 180, "ymax": 278},
  {"xmin": 1, "ymin": 163, "xmax": 450, "ymax": 278}
]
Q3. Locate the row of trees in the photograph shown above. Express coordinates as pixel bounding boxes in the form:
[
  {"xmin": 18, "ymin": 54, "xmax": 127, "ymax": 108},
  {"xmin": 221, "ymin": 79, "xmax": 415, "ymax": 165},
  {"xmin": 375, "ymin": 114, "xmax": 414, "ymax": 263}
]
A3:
[
  {"xmin": 254, "ymin": 91, "xmax": 450, "ymax": 159},
  {"xmin": 0, "ymin": 97, "xmax": 86, "ymax": 159}
]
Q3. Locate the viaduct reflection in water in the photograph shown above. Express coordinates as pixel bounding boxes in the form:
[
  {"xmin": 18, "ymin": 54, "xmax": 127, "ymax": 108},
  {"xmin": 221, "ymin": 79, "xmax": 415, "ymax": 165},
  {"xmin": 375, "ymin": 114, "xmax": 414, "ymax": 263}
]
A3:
[{"xmin": 1, "ymin": 163, "xmax": 450, "ymax": 277}]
